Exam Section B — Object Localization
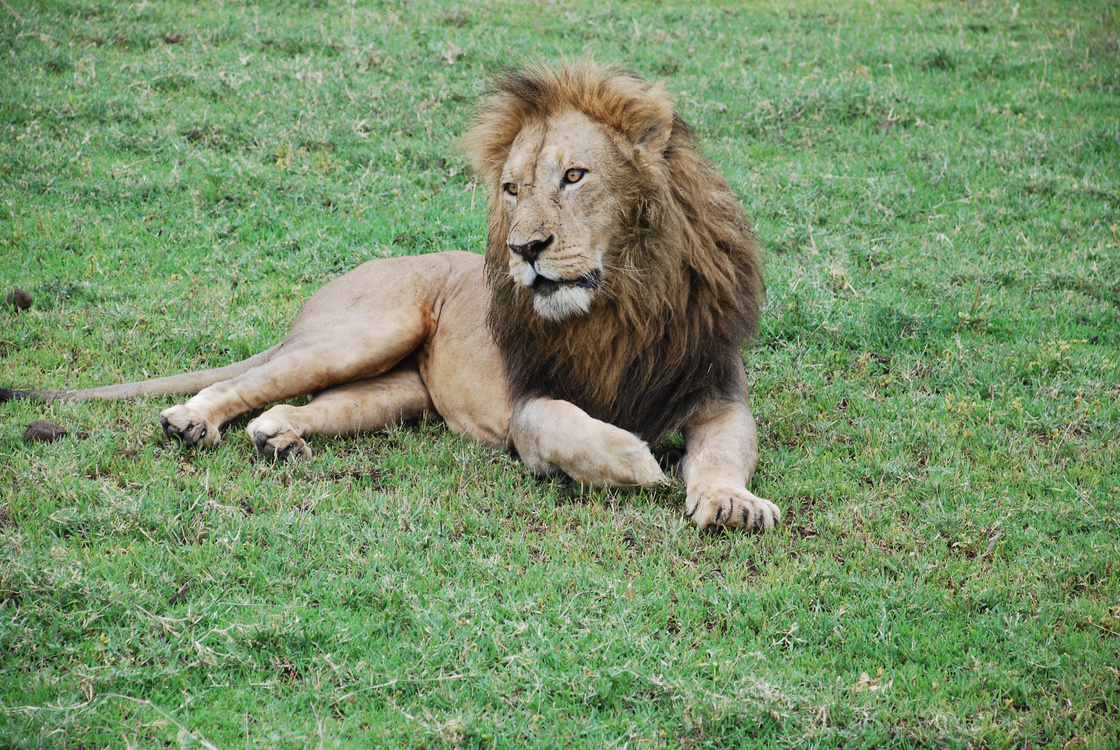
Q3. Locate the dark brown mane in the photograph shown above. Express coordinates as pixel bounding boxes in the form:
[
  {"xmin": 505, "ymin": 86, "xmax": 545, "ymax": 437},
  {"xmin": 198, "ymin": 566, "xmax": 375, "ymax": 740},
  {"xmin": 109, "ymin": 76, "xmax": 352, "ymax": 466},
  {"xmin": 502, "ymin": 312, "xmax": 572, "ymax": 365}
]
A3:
[{"xmin": 462, "ymin": 63, "xmax": 763, "ymax": 444}]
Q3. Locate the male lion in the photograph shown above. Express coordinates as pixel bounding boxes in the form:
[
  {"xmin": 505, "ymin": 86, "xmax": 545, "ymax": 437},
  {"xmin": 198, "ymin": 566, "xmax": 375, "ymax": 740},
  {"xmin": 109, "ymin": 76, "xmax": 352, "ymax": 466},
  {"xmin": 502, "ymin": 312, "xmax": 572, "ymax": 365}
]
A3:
[{"xmin": 3, "ymin": 64, "xmax": 780, "ymax": 531}]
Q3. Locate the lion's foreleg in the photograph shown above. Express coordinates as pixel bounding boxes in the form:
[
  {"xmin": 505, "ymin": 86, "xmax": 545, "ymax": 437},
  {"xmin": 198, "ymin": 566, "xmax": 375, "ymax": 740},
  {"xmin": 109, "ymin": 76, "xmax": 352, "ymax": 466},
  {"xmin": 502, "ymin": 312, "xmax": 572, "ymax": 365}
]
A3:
[
  {"xmin": 245, "ymin": 365, "xmax": 434, "ymax": 460},
  {"xmin": 680, "ymin": 385, "xmax": 780, "ymax": 532},
  {"xmin": 509, "ymin": 397, "xmax": 666, "ymax": 488}
]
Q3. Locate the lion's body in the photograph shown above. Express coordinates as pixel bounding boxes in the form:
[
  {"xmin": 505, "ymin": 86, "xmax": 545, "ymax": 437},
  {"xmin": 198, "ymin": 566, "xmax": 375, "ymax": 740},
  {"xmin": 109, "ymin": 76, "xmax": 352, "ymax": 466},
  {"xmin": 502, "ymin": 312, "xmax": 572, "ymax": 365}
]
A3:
[{"xmin": 3, "ymin": 64, "xmax": 780, "ymax": 531}]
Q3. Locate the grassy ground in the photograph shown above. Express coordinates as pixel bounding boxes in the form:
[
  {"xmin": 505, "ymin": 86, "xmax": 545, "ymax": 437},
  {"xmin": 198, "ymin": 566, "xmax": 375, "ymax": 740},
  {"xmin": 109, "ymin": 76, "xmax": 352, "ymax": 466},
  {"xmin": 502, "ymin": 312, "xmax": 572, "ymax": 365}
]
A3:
[{"xmin": 2, "ymin": 0, "xmax": 1118, "ymax": 747}]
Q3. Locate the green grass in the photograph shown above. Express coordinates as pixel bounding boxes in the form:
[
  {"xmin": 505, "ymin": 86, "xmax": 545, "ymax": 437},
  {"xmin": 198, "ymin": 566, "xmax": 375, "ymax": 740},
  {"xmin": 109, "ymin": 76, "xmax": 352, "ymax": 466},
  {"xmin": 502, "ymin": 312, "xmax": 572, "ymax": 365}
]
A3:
[{"xmin": 2, "ymin": 0, "xmax": 1118, "ymax": 747}]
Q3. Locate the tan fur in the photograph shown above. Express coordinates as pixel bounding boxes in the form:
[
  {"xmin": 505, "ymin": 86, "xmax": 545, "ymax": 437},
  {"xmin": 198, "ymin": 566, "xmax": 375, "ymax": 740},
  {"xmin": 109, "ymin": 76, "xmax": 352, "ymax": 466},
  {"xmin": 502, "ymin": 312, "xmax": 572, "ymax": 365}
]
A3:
[{"xmin": 3, "ymin": 64, "xmax": 779, "ymax": 531}]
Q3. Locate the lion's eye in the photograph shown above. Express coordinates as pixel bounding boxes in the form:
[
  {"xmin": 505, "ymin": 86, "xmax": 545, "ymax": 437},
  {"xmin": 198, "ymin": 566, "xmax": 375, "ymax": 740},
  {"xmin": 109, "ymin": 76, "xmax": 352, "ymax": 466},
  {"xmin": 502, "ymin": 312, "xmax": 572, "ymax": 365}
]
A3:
[
  {"xmin": 503, "ymin": 182, "xmax": 519, "ymax": 196},
  {"xmin": 563, "ymin": 168, "xmax": 586, "ymax": 185}
]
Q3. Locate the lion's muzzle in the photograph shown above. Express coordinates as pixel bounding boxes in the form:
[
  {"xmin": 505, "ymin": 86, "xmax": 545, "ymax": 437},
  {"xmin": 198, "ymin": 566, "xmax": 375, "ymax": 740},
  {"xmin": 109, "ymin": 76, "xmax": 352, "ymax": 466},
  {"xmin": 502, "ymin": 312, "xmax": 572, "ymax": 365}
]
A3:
[{"xmin": 508, "ymin": 234, "xmax": 554, "ymax": 264}]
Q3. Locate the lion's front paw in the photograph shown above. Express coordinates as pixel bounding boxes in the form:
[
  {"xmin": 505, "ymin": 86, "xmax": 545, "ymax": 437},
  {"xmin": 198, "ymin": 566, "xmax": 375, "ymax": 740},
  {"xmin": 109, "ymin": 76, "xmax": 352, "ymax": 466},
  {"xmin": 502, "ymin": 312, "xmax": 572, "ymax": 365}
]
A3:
[
  {"xmin": 247, "ymin": 417, "xmax": 312, "ymax": 461},
  {"xmin": 685, "ymin": 485, "xmax": 780, "ymax": 532},
  {"xmin": 560, "ymin": 429, "xmax": 666, "ymax": 488},
  {"xmin": 607, "ymin": 433, "xmax": 668, "ymax": 487},
  {"xmin": 159, "ymin": 405, "xmax": 220, "ymax": 447}
]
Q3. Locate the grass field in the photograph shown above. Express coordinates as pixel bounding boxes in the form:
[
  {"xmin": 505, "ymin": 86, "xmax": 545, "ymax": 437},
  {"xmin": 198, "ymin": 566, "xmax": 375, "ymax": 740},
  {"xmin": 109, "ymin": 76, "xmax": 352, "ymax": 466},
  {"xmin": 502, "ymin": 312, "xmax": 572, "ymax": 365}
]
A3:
[{"xmin": 2, "ymin": 0, "xmax": 1118, "ymax": 747}]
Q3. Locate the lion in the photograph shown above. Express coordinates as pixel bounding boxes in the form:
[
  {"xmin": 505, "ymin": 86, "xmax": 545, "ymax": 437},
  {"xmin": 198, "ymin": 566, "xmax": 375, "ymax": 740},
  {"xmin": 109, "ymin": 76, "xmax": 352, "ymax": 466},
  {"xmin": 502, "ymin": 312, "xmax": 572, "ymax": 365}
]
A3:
[{"xmin": 2, "ymin": 63, "xmax": 779, "ymax": 531}]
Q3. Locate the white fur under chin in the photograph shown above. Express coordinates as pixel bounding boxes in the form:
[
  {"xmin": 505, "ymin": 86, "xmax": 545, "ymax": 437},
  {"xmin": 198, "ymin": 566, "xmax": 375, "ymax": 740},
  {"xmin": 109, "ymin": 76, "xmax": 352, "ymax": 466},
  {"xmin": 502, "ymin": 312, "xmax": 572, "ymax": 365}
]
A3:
[
  {"xmin": 509, "ymin": 262, "xmax": 594, "ymax": 322},
  {"xmin": 533, "ymin": 286, "xmax": 593, "ymax": 321}
]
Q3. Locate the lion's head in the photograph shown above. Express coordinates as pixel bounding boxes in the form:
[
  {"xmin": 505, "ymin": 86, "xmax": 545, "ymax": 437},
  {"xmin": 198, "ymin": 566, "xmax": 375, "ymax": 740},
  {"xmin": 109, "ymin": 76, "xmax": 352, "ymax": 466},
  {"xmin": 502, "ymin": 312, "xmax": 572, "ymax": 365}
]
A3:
[
  {"xmin": 463, "ymin": 63, "xmax": 763, "ymax": 443},
  {"xmin": 477, "ymin": 104, "xmax": 657, "ymax": 322}
]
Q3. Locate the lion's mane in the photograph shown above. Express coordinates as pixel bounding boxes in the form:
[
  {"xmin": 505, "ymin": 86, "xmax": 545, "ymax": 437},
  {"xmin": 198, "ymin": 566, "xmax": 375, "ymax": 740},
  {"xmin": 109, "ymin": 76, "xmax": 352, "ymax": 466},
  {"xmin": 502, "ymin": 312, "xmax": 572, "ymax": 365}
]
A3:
[{"xmin": 463, "ymin": 63, "xmax": 764, "ymax": 444}]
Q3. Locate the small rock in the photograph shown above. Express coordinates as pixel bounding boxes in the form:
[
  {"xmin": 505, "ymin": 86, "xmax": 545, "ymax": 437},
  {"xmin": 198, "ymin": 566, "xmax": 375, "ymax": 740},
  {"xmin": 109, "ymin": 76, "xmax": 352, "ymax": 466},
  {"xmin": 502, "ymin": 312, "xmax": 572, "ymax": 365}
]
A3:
[
  {"xmin": 6, "ymin": 288, "xmax": 31, "ymax": 311},
  {"xmin": 23, "ymin": 420, "xmax": 68, "ymax": 443}
]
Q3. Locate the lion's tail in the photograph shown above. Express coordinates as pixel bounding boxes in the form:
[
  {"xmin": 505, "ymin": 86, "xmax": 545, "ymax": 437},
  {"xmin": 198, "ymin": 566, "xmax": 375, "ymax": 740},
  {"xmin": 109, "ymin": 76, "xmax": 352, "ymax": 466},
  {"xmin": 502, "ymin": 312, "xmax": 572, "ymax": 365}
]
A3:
[{"xmin": 0, "ymin": 344, "xmax": 282, "ymax": 404}]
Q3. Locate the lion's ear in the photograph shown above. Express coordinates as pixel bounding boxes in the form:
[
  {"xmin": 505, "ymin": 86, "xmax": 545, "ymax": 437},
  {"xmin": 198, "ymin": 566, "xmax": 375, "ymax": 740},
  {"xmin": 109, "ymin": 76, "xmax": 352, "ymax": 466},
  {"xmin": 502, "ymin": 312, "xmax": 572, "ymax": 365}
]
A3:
[{"xmin": 627, "ymin": 85, "xmax": 675, "ymax": 166}]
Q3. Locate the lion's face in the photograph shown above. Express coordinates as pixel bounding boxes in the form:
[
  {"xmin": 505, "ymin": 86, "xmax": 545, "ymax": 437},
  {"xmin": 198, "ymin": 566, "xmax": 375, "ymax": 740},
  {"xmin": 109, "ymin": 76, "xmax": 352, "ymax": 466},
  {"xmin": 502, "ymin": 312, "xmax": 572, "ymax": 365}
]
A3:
[{"xmin": 497, "ymin": 110, "xmax": 631, "ymax": 322}]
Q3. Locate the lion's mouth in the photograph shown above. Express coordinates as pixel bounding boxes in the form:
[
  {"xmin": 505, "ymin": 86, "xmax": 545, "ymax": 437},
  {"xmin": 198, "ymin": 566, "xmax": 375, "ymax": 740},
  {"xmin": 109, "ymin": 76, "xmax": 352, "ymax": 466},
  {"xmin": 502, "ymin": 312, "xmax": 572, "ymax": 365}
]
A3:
[{"xmin": 531, "ymin": 269, "xmax": 601, "ymax": 296}]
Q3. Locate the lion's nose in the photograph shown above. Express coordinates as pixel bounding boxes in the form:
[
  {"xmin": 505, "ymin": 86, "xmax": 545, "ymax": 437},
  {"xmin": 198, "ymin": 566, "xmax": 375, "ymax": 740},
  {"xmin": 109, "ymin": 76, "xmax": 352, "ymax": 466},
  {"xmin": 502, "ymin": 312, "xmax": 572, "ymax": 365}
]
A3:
[{"xmin": 507, "ymin": 235, "xmax": 554, "ymax": 264}]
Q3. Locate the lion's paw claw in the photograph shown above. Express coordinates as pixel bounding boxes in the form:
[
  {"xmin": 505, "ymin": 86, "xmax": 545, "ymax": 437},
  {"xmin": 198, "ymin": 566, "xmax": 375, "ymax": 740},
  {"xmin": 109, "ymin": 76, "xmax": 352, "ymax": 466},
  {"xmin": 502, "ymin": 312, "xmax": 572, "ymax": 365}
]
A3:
[{"xmin": 685, "ymin": 486, "xmax": 780, "ymax": 532}]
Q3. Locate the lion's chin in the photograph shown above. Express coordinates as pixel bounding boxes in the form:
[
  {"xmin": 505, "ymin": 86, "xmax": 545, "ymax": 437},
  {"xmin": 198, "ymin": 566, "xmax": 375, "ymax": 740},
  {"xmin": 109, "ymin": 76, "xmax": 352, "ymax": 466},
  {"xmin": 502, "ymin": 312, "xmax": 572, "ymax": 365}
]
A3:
[
  {"xmin": 532, "ymin": 283, "xmax": 595, "ymax": 322},
  {"xmin": 514, "ymin": 267, "xmax": 600, "ymax": 322}
]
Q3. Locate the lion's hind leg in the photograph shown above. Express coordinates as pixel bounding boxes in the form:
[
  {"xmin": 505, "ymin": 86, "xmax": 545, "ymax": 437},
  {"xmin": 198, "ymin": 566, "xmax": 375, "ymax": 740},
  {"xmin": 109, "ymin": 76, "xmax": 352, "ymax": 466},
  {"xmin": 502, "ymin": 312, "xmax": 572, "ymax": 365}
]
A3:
[
  {"xmin": 158, "ymin": 333, "xmax": 423, "ymax": 449},
  {"xmin": 158, "ymin": 261, "xmax": 439, "ymax": 449},
  {"xmin": 246, "ymin": 362, "xmax": 434, "ymax": 460}
]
